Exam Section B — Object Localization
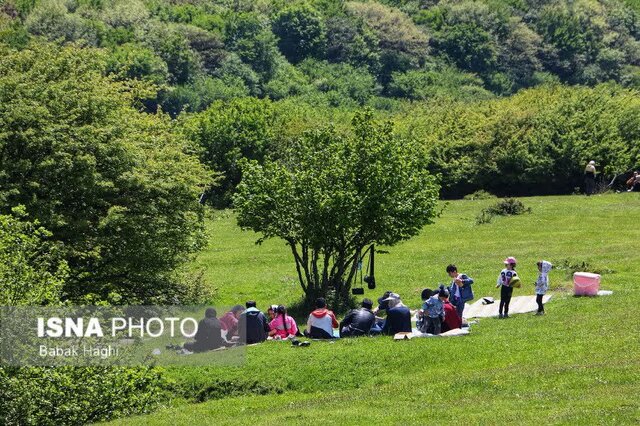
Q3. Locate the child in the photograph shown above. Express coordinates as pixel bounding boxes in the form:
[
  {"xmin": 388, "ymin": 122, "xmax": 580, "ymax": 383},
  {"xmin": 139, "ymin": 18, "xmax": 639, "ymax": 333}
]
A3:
[
  {"xmin": 423, "ymin": 286, "xmax": 447, "ymax": 335},
  {"xmin": 416, "ymin": 288, "xmax": 434, "ymax": 332},
  {"xmin": 446, "ymin": 264, "xmax": 474, "ymax": 319},
  {"xmin": 496, "ymin": 257, "xmax": 518, "ymax": 319},
  {"xmin": 269, "ymin": 305, "xmax": 298, "ymax": 339},
  {"xmin": 535, "ymin": 260, "xmax": 552, "ymax": 315}
]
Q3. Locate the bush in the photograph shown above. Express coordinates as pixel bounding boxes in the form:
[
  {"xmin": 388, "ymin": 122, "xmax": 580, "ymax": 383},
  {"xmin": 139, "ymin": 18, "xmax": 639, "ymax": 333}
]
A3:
[
  {"xmin": 0, "ymin": 43, "xmax": 211, "ymax": 303},
  {"xmin": 0, "ymin": 208, "xmax": 67, "ymax": 306},
  {"xmin": 476, "ymin": 198, "xmax": 531, "ymax": 225},
  {"xmin": 0, "ymin": 366, "xmax": 168, "ymax": 425},
  {"xmin": 463, "ymin": 190, "xmax": 496, "ymax": 201}
]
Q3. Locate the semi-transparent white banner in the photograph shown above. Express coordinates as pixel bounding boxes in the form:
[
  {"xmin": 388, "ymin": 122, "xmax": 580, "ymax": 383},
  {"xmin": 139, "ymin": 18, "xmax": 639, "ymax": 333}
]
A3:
[{"xmin": 0, "ymin": 306, "xmax": 246, "ymax": 366}]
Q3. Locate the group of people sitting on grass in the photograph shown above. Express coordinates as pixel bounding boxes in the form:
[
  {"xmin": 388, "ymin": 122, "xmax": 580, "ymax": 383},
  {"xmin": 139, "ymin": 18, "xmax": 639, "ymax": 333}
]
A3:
[{"xmin": 181, "ymin": 258, "xmax": 552, "ymax": 352}]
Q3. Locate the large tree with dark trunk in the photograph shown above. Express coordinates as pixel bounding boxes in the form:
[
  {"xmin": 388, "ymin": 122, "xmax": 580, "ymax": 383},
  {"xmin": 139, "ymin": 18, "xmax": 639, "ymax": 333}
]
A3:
[{"xmin": 233, "ymin": 110, "xmax": 439, "ymax": 310}]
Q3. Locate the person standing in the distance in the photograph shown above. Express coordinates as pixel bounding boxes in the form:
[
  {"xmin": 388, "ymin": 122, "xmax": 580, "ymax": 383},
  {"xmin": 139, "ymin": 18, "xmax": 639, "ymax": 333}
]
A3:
[
  {"xmin": 534, "ymin": 261, "xmax": 552, "ymax": 316},
  {"xmin": 496, "ymin": 257, "xmax": 518, "ymax": 319},
  {"xmin": 584, "ymin": 160, "xmax": 597, "ymax": 196}
]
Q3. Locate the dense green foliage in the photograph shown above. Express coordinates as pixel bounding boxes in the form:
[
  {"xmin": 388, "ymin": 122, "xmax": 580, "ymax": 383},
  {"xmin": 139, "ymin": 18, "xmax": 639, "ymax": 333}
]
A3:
[
  {"xmin": 1, "ymin": 0, "xmax": 638, "ymax": 110},
  {"xmin": 233, "ymin": 111, "xmax": 439, "ymax": 307},
  {"xmin": 0, "ymin": 43, "xmax": 212, "ymax": 303},
  {"xmin": 0, "ymin": 207, "xmax": 169, "ymax": 426},
  {"xmin": 0, "ymin": 207, "xmax": 67, "ymax": 306},
  {"xmin": 1, "ymin": 0, "xmax": 638, "ymax": 203},
  {"xmin": 397, "ymin": 84, "xmax": 640, "ymax": 197},
  {"xmin": 0, "ymin": 366, "xmax": 168, "ymax": 425}
]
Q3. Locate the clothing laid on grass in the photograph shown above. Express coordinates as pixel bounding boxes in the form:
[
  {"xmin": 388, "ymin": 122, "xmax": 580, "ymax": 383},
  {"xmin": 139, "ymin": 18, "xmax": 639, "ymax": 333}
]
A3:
[
  {"xmin": 448, "ymin": 273, "xmax": 474, "ymax": 318},
  {"xmin": 382, "ymin": 306, "xmax": 412, "ymax": 335},
  {"xmin": 270, "ymin": 315, "xmax": 298, "ymax": 339},
  {"xmin": 340, "ymin": 307, "xmax": 375, "ymax": 337},
  {"xmin": 535, "ymin": 261, "xmax": 553, "ymax": 313},
  {"xmin": 497, "ymin": 269, "xmax": 518, "ymax": 316},
  {"xmin": 219, "ymin": 311, "xmax": 239, "ymax": 337},
  {"xmin": 184, "ymin": 317, "xmax": 224, "ymax": 352},
  {"xmin": 306, "ymin": 308, "xmax": 339, "ymax": 339},
  {"xmin": 238, "ymin": 307, "xmax": 270, "ymax": 344}
]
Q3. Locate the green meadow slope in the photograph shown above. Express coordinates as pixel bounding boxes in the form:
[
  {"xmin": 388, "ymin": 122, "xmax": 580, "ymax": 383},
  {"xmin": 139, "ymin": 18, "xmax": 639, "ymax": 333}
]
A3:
[{"xmin": 104, "ymin": 194, "xmax": 640, "ymax": 425}]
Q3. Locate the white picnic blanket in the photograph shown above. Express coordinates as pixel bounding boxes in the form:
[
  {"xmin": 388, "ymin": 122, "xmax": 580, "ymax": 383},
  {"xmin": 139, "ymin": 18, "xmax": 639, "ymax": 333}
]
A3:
[
  {"xmin": 463, "ymin": 295, "xmax": 552, "ymax": 318},
  {"xmin": 409, "ymin": 328, "xmax": 470, "ymax": 338}
]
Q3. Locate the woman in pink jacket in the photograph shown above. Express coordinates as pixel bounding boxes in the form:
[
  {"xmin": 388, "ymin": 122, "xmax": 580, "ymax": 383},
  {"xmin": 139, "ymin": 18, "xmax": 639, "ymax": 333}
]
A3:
[{"xmin": 269, "ymin": 305, "xmax": 298, "ymax": 339}]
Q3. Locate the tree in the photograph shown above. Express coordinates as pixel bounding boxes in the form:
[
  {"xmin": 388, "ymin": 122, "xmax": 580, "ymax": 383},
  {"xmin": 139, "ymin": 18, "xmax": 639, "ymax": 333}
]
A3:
[
  {"xmin": 0, "ymin": 43, "xmax": 211, "ymax": 303},
  {"xmin": 233, "ymin": 111, "xmax": 440, "ymax": 309},
  {"xmin": 325, "ymin": 15, "xmax": 381, "ymax": 73},
  {"xmin": 272, "ymin": 3, "xmax": 327, "ymax": 64},
  {"xmin": 181, "ymin": 97, "xmax": 278, "ymax": 207},
  {"xmin": 0, "ymin": 207, "xmax": 68, "ymax": 306},
  {"xmin": 345, "ymin": 1, "xmax": 429, "ymax": 80}
]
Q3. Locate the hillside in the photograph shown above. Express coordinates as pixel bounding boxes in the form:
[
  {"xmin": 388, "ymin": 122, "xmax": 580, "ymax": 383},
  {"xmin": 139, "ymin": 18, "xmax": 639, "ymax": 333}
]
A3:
[
  {"xmin": 103, "ymin": 193, "xmax": 640, "ymax": 425},
  {"xmin": 1, "ymin": 0, "xmax": 639, "ymax": 115}
]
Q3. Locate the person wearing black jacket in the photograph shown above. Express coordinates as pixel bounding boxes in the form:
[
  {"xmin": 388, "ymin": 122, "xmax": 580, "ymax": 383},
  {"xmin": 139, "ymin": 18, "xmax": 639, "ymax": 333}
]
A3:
[
  {"xmin": 381, "ymin": 298, "xmax": 412, "ymax": 335},
  {"xmin": 238, "ymin": 301, "xmax": 270, "ymax": 344},
  {"xmin": 183, "ymin": 308, "xmax": 226, "ymax": 352},
  {"xmin": 340, "ymin": 298, "xmax": 376, "ymax": 337}
]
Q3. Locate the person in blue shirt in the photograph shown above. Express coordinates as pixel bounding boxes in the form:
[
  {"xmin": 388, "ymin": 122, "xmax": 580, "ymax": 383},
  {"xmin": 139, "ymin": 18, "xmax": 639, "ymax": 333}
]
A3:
[
  {"xmin": 446, "ymin": 264, "xmax": 474, "ymax": 320},
  {"xmin": 423, "ymin": 286, "xmax": 447, "ymax": 335}
]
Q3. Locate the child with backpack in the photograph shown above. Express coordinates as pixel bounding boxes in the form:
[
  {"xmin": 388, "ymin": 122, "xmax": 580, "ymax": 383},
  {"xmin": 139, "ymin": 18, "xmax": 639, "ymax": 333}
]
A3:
[
  {"xmin": 496, "ymin": 256, "xmax": 519, "ymax": 319},
  {"xmin": 534, "ymin": 260, "xmax": 552, "ymax": 315},
  {"xmin": 422, "ymin": 286, "xmax": 447, "ymax": 335}
]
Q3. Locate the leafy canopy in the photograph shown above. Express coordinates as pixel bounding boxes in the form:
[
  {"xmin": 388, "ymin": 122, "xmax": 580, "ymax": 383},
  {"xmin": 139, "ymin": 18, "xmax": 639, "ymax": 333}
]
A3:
[{"xmin": 233, "ymin": 110, "xmax": 439, "ymax": 307}]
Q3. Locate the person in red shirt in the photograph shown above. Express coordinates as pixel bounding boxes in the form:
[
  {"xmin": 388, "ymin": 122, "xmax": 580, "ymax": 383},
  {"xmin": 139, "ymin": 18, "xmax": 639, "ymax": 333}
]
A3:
[
  {"xmin": 441, "ymin": 290, "xmax": 462, "ymax": 332},
  {"xmin": 219, "ymin": 305, "xmax": 244, "ymax": 339}
]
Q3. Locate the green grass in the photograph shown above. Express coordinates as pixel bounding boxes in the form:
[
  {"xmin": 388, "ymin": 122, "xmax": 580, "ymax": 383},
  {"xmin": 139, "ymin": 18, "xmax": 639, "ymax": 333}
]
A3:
[{"xmin": 104, "ymin": 193, "xmax": 640, "ymax": 425}]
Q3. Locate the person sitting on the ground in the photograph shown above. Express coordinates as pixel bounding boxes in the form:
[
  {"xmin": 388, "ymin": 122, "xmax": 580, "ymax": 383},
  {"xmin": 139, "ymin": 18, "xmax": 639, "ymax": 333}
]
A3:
[
  {"xmin": 627, "ymin": 171, "xmax": 640, "ymax": 192},
  {"xmin": 374, "ymin": 291, "xmax": 393, "ymax": 315},
  {"xmin": 267, "ymin": 305, "xmax": 278, "ymax": 321},
  {"xmin": 238, "ymin": 301, "xmax": 270, "ymax": 344},
  {"xmin": 423, "ymin": 286, "xmax": 447, "ymax": 335},
  {"xmin": 416, "ymin": 288, "xmax": 434, "ymax": 331},
  {"xmin": 183, "ymin": 308, "xmax": 226, "ymax": 352},
  {"xmin": 220, "ymin": 304, "xmax": 244, "ymax": 339},
  {"xmin": 305, "ymin": 297, "xmax": 339, "ymax": 339},
  {"xmin": 373, "ymin": 291, "xmax": 399, "ymax": 331},
  {"xmin": 340, "ymin": 298, "xmax": 376, "ymax": 337},
  {"xmin": 269, "ymin": 305, "xmax": 298, "ymax": 339},
  {"xmin": 441, "ymin": 291, "xmax": 462, "ymax": 333},
  {"xmin": 381, "ymin": 297, "xmax": 412, "ymax": 335}
]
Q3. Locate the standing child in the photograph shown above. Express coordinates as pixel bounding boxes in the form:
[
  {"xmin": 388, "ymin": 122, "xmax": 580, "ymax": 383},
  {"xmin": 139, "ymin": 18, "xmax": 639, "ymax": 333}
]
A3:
[
  {"xmin": 446, "ymin": 264, "xmax": 474, "ymax": 319},
  {"xmin": 535, "ymin": 261, "xmax": 552, "ymax": 315},
  {"xmin": 496, "ymin": 257, "xmax": 518, "ymax": 319}
]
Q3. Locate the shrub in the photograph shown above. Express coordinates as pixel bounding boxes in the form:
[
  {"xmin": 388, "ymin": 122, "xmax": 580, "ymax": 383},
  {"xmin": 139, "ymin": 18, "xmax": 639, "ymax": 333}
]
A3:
[
  {"xmin": 0, "ymin": 366, "xmax": 168, "ymax": 425},
  {"xmin": 463, "ymin": 190, "xmax": 496, "ymax": 201},
  {"xmin": 0, "ymin": 43, "xmax": 211, "ymax": 303},
  {"xmin": 0, "ymin": 208, "xmax": 67, "ymax": 306},
  {"xmin": 476, "ymin": 198, "xmax": 531, "ymax": 225}
]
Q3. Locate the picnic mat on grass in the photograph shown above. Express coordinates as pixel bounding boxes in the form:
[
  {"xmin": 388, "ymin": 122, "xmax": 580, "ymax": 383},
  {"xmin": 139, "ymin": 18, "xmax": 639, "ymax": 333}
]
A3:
[
  {"xmin": 407, "ymin": 328, "xmax": 471, "ymax": 339},
  {"xmin": 464, "ymin": 295, "xmax": 552, "ymax": 318}
]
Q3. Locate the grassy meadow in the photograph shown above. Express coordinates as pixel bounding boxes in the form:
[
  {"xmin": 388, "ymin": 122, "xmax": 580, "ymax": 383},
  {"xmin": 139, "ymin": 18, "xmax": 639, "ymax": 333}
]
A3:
[{"xmin": 104, "ymin": 193, "xmax": 640, "ymax": 425}]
